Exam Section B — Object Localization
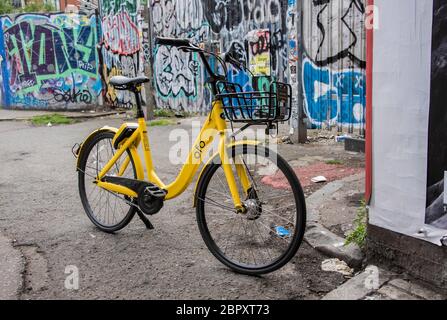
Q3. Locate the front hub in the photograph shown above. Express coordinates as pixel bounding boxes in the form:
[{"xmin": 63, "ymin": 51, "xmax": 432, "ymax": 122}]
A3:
[{"xmin": 243, "ymin": 199, "xmax": 262, "ymax": 220}]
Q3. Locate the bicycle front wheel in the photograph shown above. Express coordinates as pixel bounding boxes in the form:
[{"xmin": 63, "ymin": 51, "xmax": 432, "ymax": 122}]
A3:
[{"xmin": 196, "ymin": 145, "xmax": 306, "ymax": 275}]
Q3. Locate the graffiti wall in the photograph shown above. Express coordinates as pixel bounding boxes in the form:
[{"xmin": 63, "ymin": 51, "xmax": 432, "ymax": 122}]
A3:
[
  {"xmin": 150, "ymin": 0, "xmax": 294, "ymax": 113},
  {"xmin": 150, "ymin": 0, "xmax": 206, "ymax": 112},
  {"xmin": 302, "ymin": 0, "xmax": 366, "ymax": 132},
  {"xmin": 0, "ymin": 1, "xmax": 366, "ymax": 116},
  {"xmin": 99, "ymin": 0, "xmax": 146, "ymax": 108},
  {"xmin": 150, "ymin": 0, "xmax": 367, "ymax": 122},
  {"xmin": 0, "ymin": 13, "xmax": 102, "ymax": 109}
]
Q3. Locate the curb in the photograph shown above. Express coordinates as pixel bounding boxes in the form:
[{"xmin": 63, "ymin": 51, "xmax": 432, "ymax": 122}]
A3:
[
  {"xmin": 0, "ymin": 233, "xmax": 25, "ymax": 300},
  {"xmin": 304, "ymin": 173, "xmax": 365, "ymax": 268},
  {"xmin": 0, "ymin": 111, "xmax": 127, "ymax": 122},
  {"xmin": 322, "ymin": 266, "xmax": 393, "ymax": 300},
  {"xmin": 64, "ymin": 111, "xmax": 128, "ymax": 120},
  {"xmin": 322, "ymin": 266, "xmax": 446, "ymax": 300},
  {"xmin": 305, "ymin": 223, "xmax": 364, "ymax": 268}
]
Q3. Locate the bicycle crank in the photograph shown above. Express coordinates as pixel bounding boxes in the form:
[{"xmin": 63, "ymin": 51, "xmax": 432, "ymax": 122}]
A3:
[{"xmin": 102, "ymin": 176, "xmax": 167, "ymax": 215}]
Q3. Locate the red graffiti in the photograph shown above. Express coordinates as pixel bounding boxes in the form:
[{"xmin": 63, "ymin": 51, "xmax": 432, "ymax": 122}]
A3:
[
  {"xmin": 249, "ymin": 30, "xmax": 270, "ymax": 56},
  {"xmin": 103, "ymin": 11, "xmax": 141, "ymax": 55}
]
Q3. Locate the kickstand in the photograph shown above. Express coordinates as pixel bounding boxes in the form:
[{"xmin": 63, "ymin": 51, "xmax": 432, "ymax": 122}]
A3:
[{"xmin": 136, "ymin": 210, "xmax": 154, "ymax": 230}]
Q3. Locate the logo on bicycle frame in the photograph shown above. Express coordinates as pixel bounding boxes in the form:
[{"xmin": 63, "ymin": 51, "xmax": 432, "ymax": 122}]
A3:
[{"xmin": 194, "ymin": 140, "xmax": 208, "ymax": 160}]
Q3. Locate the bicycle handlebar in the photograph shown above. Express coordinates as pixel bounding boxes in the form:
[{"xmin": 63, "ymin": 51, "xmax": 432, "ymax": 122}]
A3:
[
  {"xmin": 155, "ymin": 37, "xmax": 243, "ymax": 71},
  {"xmin": 155, "ymin": 37, "xmax": 252, "ymax": 91},
  {"xmin": 223, "ymin": 53, "xmax": 245, "ymax": 72},
  {"xmin": 155, "ymin": 37, "xmax": 191, "ymax": 48}
]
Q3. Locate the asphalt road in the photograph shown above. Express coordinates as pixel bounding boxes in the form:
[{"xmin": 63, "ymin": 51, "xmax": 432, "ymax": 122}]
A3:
[{"xmin": 0, "ymin": 117, "xmax": 345, "ymax": 299}]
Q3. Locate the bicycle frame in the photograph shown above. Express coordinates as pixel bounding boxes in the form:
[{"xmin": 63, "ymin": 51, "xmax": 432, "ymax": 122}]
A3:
[{"xmin": 95, "ymin": 100, "xmax": 252, "ymax": 211}]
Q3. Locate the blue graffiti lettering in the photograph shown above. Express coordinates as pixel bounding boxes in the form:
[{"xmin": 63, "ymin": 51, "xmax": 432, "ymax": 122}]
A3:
[{"xmin": 302, "ymin": 58, "xmax": 366, "ymax": 128}]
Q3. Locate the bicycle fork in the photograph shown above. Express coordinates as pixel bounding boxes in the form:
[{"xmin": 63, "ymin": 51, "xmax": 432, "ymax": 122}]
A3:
[{"xmin": 218, "ymin": 133, "xmax": 251, "ymax": 214}]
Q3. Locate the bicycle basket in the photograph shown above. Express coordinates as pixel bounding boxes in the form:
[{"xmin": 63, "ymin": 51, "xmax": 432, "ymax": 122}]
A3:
[{"xmin": 216, "ymin": 81, "xmax": 292, "ymax": 124}]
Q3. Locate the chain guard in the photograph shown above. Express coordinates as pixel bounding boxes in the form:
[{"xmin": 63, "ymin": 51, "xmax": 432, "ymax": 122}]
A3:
[{"xmin": 102, "ymin": 176, "xmax": 166, "ymax": 215}]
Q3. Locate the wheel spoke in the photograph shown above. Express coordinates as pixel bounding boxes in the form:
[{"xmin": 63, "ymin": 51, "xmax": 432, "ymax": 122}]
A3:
[
  {"xmin": 198, "ymin": 146, "xmax": 304, "ymax": 272},
  {"xmin": 80, "ymin": 134, "xmax": 136, "ymax": 230}
]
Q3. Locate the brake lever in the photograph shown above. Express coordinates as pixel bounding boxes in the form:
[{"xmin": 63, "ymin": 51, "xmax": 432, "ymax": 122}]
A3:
[
  {"xmin": 224, "ymin": 53, "xmax": 243, "ymax": 71},
  {"xmin": 225, "ymin": 53, "xmax": 254, "ymax": 77}
]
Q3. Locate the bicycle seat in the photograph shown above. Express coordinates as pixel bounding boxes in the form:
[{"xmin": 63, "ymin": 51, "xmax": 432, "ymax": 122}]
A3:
[{"xmin": 109, "ymin": 76, "xmax": 150, "ymax": 90}]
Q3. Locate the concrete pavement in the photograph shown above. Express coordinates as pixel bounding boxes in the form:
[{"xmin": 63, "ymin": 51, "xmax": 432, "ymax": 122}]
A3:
[
  {"xmin": 2, "ymin": 112, "xmax": 440, "ymax": 300},
  {"xmin": 323, "ymin": 266, "xmax": 446, "ymax": 300},
  {"xmin": 0, "ymin": 234, "xmax": 24, "ymax": 300},
  {"xmin": 0, "ymin": 115, "xmax": 355, "ymax": 299},
  {"xmin": 0, "ymin": 108, "xmax": 127, "ymax": 121}
]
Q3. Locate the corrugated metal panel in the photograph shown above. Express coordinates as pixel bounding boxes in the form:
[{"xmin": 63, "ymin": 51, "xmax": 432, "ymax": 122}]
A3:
[{"xmin": 301, "ymin": 0, "xmax": 366, "ymax": 135}]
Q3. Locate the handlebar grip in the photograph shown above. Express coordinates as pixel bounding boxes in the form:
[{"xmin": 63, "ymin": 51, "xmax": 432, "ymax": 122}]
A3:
[{"xmin": 155, "ymin": 37, "xmax": 191, "ymax": 47}]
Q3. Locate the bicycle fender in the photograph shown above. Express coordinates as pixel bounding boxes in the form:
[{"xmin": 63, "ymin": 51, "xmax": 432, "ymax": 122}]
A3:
[
  {"xmin": 75, "ymin": 126, "xmax": 118, "ymax": 170},
  {"xmin": 192, "ymin": 140, "xmax": 261, "ymax": 207}
]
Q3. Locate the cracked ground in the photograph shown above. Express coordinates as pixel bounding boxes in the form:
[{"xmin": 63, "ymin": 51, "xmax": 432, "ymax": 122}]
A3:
[{"xmin": 0, "ymin": 116, "xmax": 356, "ymax": 300}]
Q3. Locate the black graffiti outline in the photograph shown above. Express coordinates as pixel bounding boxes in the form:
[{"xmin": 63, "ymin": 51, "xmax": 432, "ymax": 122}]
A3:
[
  {"xmin": 313, "ymin": 0, "xmax": 366, "ymax": 68},
  {"xmin": 3, "ymin": 14, "xmax": 98, "ymax": 94},
  {"xmin": 202, "ymin": 0, "xmax": 287, "ymax": 34},
  {"xmin": 154, "ymin": 46, "xmax": 200, "ymax": 99},
  {"xmin": 54, "ymin": 83, "xmax": 93, "ymax": 104},
  {"xmin": 249, "ymin": 30, "xmax": 270, "ymax": 56},
  {"xmin": 97, "ymin": 39, "xmax": 142, "ymax": 108}
]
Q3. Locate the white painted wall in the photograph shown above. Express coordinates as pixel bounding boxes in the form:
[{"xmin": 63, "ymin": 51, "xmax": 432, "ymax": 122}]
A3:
[{"xmin": 369, "ymin": 0, "xmax": 446, "ymax": 244}]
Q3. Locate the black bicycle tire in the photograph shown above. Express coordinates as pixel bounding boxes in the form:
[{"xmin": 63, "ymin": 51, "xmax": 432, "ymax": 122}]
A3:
[
  {"xmin": 196, "ymin": 145, "xmax": 306, "ymax": 275},
  {"xmin": 78, "ymin": 131, "xmax": 137, "ymax": 233}
]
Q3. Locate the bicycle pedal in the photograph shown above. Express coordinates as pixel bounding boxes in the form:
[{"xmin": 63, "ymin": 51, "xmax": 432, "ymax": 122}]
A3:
[{"xmin": 144, "ymin": 184, "xmax": 167, "ymax": 199}]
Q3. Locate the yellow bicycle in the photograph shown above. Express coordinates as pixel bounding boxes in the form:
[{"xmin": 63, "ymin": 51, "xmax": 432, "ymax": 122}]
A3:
[{"xmin": 75, "ymin": 37, "xmax": 306, "ymax": 275}]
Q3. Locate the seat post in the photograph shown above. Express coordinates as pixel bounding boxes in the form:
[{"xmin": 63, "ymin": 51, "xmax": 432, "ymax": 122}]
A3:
[{"xmin": 134, "ymin": 88, "xmax": 145, "ymax": 119}]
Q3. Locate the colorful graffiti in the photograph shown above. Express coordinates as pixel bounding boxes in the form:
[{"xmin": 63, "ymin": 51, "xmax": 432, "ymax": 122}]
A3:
[
  {"xmin": 0, "ymin": 13, "xmax": 102, "ymax": 109},
  {"xmin": 150, "ymin": 0, "xmax": 210, "ymax": 112},
  {"xmin": 99, "ymin": 0, "xmax": 145, "ymax": 108},
  {"xmin": 303, "ymin": 0, "xmax": 366, "ymax": 68},
  {"xmin": 152, "ymin": 0, "xmax": 208, "ymax": 40},
  {"xmin": 151, "ymin": 0, "xmax": 292, "ymax": 113},
  {"xmin": 302, "ymin": 58, "xmax": 365, "ymax": 128},
  {"xmin": 153, "ymin": 45, "xmax": 206, "ymax": 112},
  {"xmin": 301, "ymin": 0, "xmax": 366, "ymax": 130},
  {"xmin": 0, "ymin": 47, "xmax": 4, "ymax": 106},
  {"xmin": 154, "ymin": 46, "xmax": 200, "ymax": 98},
  {"xmin": 203, "ymin": 0, "xmax": 289, "ymax": 78},
  {"xmin": 103, "ymin": 9, "xmax": 141, "ymax": 55},
  {"xmin": 287, "ymin": 0, "xmax": 300, "ymax": 129},
  {"xmin": 247, "ymin": 29, "xmax": 271, "ymax": 76},
  {"xmin": 0, "ymin": 0, "xmax": 367, "ymax": 119}
]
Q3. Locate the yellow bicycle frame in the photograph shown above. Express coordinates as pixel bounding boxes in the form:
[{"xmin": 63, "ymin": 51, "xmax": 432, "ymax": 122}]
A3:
[{"xmin": 94, "ymin": 100, "xmax": 254, "ymax": 211}]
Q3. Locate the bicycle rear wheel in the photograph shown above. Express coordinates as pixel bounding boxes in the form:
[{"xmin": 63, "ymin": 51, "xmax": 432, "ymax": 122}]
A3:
[
  {"xmin": 196, "ymin": 145, "xmax": 306, "ymax": 275},
  {"xmin": 78, "ymin": 131, "xmax": 137, "ymax": 233}
]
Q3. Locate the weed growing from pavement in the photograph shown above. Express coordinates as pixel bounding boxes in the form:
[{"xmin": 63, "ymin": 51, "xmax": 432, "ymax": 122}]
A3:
[
  {"xmin": 345, "ymin": 199, "xmax": 367, "ymax": 248},
  {"xmin": 30, "ymin": 114, "xmax": 74, "ymax": 126},
  {"xmin": 154, "ymin": 108, "xmax": 196, "ymax": 118},
  {"xmin": 154, "ymin": 108, "xmax": 176, "ymax": 118},
  {"xmin": 149, "ymin": 119, "xmax": 176, "ymax": 127},
  {"xmin": 130, "ymin": 108, "xmax": 196, "ymax": 119},
  {"xmin": 325, "ymin": 159, "xmax": 344, "ymax": 165}
]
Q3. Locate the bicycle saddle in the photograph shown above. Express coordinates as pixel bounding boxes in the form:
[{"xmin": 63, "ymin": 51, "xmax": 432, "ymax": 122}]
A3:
[{"xmin": 109, "ymin": 76, "xmax": 150, "ymax": 90}]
